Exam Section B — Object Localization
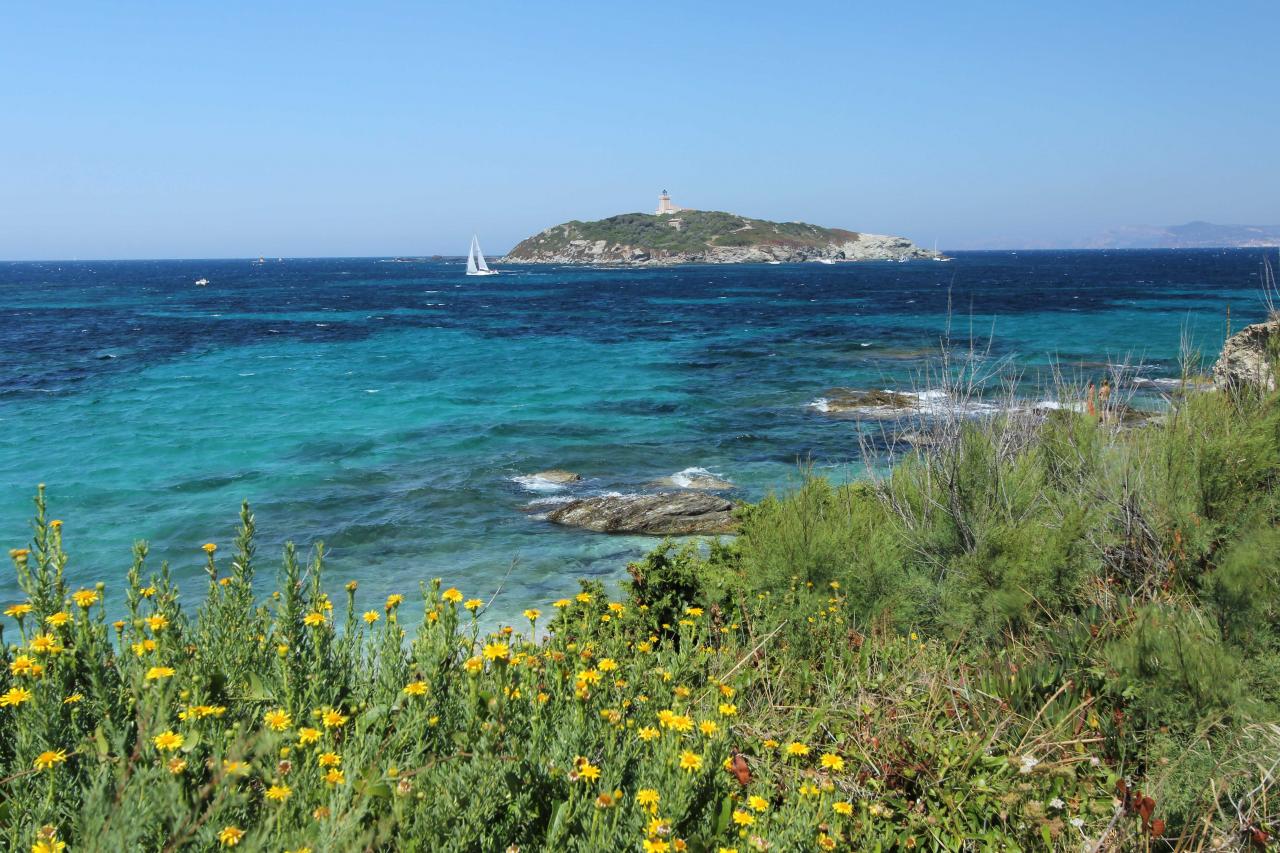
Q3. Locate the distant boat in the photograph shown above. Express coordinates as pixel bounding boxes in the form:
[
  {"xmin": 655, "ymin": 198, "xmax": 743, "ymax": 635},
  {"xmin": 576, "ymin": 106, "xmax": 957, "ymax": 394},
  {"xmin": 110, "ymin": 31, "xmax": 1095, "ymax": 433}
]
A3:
[
  {"xmin": 932, "ymin": 239, "xmax": 952, "ymax": 261},
  {"xmin": 767, "ymin": 260, "xmax": 782, "ymax": 265},
  {"xmin": 465, "ymin": 235, "xmax": 498, "ymax": 276},
  {"xmin": 815, "ymin": 258, "xmax": 836, "ymax": 265},
  {"xmin": 194, "ymin": 278, "xmax": 209, "ymax": 286}
]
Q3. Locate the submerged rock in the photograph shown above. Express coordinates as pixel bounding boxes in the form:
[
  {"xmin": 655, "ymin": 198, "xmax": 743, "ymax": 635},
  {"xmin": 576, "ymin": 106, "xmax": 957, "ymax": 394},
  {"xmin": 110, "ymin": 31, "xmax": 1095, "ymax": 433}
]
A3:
[
  {"xmin": 1213, "ymin": 319, "xmax": 1279, "ymax": 392},
  {"xmin": 650, "ymin": 467, "xmax": 734, "ymax": 491},
  {"xmin": 531, "ymin": 470, "xmax": 583, "ymax": 484},
  {"xmin": 546, "ymin": 492, "xmax": 736, "ymax": 535}
]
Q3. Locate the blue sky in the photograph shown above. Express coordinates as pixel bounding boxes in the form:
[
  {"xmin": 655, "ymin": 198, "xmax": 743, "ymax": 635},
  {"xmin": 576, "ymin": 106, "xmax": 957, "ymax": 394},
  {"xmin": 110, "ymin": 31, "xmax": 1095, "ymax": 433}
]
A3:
[{"xmin": 2, "ymin": 1, "xmax": 1277, "ymax": 258}]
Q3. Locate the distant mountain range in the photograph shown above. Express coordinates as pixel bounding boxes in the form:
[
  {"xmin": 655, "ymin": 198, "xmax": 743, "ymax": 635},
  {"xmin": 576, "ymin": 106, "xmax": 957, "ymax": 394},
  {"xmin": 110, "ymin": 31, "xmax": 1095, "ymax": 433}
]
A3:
[{"xmin": 1084, "ymin": 221, "xmax": 1280, "ymax": 249}]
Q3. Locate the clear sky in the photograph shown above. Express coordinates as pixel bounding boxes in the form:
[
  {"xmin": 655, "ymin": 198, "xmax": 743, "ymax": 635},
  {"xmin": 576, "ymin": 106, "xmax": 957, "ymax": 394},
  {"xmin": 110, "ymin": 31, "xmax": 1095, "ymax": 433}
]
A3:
[{"xmin": 3, "ymin": 1, "xmax": 1278, "ymax": 259}]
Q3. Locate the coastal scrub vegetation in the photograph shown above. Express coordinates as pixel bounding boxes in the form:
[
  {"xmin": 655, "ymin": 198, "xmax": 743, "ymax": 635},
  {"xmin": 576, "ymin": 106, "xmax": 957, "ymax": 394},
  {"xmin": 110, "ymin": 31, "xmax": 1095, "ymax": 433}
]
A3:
[
  {"xmin": 2, "ymin": 383, "xmax": 1280, "ymax": 850},
  {"xmin": 510, "ymin": 211, "xmax": 859, "ymax": 257}
]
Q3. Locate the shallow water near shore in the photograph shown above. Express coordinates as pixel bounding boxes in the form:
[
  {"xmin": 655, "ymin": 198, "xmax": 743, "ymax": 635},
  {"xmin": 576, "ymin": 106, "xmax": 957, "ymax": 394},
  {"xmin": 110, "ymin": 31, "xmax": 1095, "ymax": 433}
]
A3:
[{"xmin": 0, "ymin": 250, "xmax": 1273, "ymax": 623}]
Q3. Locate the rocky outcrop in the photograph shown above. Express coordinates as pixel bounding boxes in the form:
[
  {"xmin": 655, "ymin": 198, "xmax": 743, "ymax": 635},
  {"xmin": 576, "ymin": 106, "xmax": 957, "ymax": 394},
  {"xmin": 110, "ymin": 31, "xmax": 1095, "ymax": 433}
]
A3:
[
  {"xmin": 1213, "ymin": 319, "xmax": 1279, "ymax": 392},
  {"xmin": 546, "ymin": 492, "xmax": 737, "ymax": 535},
  {"xmin": 809, "ymin": 388, "xmax": 923, "ymax": 418}
]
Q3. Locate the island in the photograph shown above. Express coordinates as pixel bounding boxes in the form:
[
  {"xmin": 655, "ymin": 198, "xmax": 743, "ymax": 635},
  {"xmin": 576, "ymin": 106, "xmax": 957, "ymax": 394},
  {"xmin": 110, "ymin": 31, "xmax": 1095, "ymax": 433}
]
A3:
[{"xmin": 502, "ymin": 191, "xmax": 940, "ymax": 265}]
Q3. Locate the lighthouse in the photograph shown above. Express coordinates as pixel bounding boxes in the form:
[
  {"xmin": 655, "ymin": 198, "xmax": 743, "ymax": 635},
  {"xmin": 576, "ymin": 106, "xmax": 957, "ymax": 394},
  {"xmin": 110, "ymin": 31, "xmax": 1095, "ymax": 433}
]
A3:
[{"xmin": 656, "ymin": 189, "xmax": 683, "ymax": 215}]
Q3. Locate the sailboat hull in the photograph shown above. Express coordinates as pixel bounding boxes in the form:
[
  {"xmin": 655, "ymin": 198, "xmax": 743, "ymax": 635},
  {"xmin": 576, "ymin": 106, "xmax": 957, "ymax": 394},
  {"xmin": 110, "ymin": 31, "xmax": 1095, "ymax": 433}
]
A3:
[{"xmin": 465, "ymin": 270, "xmax": 499, "ymax": 276}]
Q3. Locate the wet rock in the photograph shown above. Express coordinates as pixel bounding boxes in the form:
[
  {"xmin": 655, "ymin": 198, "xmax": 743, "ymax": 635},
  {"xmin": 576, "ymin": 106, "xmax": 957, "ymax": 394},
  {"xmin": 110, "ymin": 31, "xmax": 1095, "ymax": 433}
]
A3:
[
  {"xmin": 546, "ymin": 492, "xmax": 736, "ymax": 535},
  {"xmin": 531, "ymin": 470, "xmax": 582, "ymax": 484},
  {"xmin": 811, "ymin": 388, "xmax": 920, "ymax": 417},
  {"xmin": 649, "ymin": 468, "xmax": 734, "ymax": 490}
]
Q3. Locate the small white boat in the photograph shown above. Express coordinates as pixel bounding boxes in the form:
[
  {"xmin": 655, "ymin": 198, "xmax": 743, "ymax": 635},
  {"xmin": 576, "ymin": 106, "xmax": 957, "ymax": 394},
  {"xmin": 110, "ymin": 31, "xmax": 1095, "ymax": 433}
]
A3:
[
  {"xmin": 194, "ymin": 278, "xmax": 209, "ymax": 286},
  {"xmin": 465, "ymin": 235, "xmax": 498, "ymax": 276},
  {"xmin": 815, "ymin": 258, "xmax": 836, "ymax": 265},
  {"xmin": 767, "ymin": 260, "xmax": 782, "ymax": 265}
]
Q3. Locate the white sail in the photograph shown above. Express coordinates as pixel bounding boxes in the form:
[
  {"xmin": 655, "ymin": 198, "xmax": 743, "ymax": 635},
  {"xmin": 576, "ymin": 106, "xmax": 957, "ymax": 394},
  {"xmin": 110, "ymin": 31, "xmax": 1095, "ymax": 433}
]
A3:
[
  {"xmin": 466, "ymin": 235, "xmax": 497, "ymax": 275},
  {"xmin": 466, "ymin": 237, "xmax": 479, "ymax": 274}
]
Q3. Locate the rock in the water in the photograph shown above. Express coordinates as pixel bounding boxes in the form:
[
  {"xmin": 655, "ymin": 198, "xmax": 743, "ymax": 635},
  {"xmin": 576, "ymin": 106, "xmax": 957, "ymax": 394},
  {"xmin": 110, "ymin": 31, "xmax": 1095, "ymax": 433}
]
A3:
[
  {"xmin": 1213, "ymin": 319, "xmax": 1279, "ymax": 392},
  {"xmin": 546, "ymin": 492, "xmax": 736, "ymax": 535},
  {"xmin": 650, "ymin": 467, "xmax": 734, "ymax": 490},
  {"xmin": 810, "ymin": 388, "xmax": 920, "ymax": 417},
  {"xmin": 532, "ymin": 470, "xmax": 582, "ymax": 484}
]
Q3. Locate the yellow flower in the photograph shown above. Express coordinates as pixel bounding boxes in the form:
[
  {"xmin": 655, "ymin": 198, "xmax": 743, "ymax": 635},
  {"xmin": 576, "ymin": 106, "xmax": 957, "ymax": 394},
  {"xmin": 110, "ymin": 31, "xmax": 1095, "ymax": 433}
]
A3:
[
  {"xmin": 686, "ymin": 606, "xmax": 704, "ymax": 617},
  {"xmin": 33, "ymin": 749, "xmax": 67, "ymax": 771},
  {"xmin": 167, "ymin": 756, "xmax": 188, "ymax": 774},
  {"xmin": 643, "ymin": 841, "xmax": 670, "ymax": 853},
  {"xmin": 441, "ymin": 587, "xmax": 463, "ymax": 603},
  {"xmin": 223, "ymin": 760, "xmax": 249, "ymax": 775},
  {"xmin": 578, "ymin": 760, "xmax": 601, "ymax": 782},
  {"xmin": 817, "ymin": 835, "xmax": 837, "ymax": 851},
  {"xmin": 523, "ymin": 608, "xmax": 541, "ymax": 621},
  {"xmin": 820, "ymin": 753, "xmax": 846, "ymax": 772},
  {"xmin": 63, "ymin": 693, "xmax": 83, "ymax": 704},
  {"xmin": 324, "ymin": 768, "xmax": 345, "ymax": 786},
  {"xmin": 216, "ymin": 825, "xmax": 243, "ymax": 847},
  {"xmin": 9, "ymin": 655, "xmax": 37, "ymax": 677},
  {"xmin": 731, "ymin": 809, "xmax": 755, "ymax": 826},
  {"xmin": 45, "ymin": 612, "xmax": 70, "ymax": 627},
  {"xmin": 1, "ymin": 687, "xmax": 33, "ymax": 707},
  {"xmin": 719, "ymin": 703, "xmax": 738, "ymax": 717},
  {"xmin": 362, "ymin": 610, "xmax": 380, "ymax": 624},
  {"xmin": 638, "ymin": 726, "xmax": 659, "ymax": 741},
  {"xmin": 72, "ymin": 589, "xmax": 99, "ymax": 608},
  {"xmin": 303, "ymin": 612, "xmax": 325, "ymax": 627},
  {"xmin": 678, "ymin": 750, "xmax": 702, "ymax": 773},
  {"xmin": 402, "ymin": 681, "xmax": 428, "ymax": 697},
  {"xmin": 145, "ymin": 666, "xmax": 175, "ymax": 681},
  {"xmin": 575, "ymin": 592, "xmax": 592, "ymax": 604},
  {"xmin": 153, "ymin": 730, "xmax": 184, "ymax": 751},
  {"xmin": 463, "ymin": 655, "xmax": 484, "ymax": 674},
  {"xmin": 385, "ymin": 594, "xmax": 404, "ymax": 610},
  {"xmin": 608, "ymin": 601, "xmax": 625, "ymax": 614},
  {"xmin": 142, "ymin": 613, "xmax": 168, "ymax": 632},
  {"xmin": 320, "ymin": 708, "xmax": 348, "ymax": 728},
  {"xmin": 139, "ymin": 586, "xmax": 157, "ymax": 598},
  {"xmin": 482, "ymin": 641, "xmax": 510, "ymax": 662},
  {"xmin": 699, "ymin": 720, "xmax": 719, "ymax": 736},
  {"xmin": 597, "ymin": 657, "xmax": 618, "ymax": 672},
  {"xmin": 4, "ymin": 602, "xmax": 33, "ymax": 618},
  {"xmin": 464, "ymin": 598, "xmax": 484, "ymax": 611},
  {"xmin": 265, "ymin": 783, "xmax": 292, "ymax": 801},
  {"xmin": 29, "ymin": 633, "xmax": 61, "ymax": 654},
  {"xmin": 553, "ymin": 598, "xmax": 571, "ymax": 609},
  {"xmin": 833, "ymin": 801, "xmax": 854, "ymax": 816},
  {"xmin": 297, "ymin": 727, "xmax": 321, "ymax": 745},
  {"xmin": 748, "ymin": 795, "xmax": 768, "ymax": 812},
  {"xmin": 637, "ymin": 788, "xmax": 660, "ymax": 813},
  {"xmin": 785, "ymin": 741, "xmax": 810, "ymax": 757}
]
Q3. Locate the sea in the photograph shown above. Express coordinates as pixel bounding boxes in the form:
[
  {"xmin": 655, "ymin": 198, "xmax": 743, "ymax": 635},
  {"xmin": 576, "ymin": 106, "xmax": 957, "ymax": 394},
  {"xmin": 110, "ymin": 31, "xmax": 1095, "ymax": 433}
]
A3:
[{"xmin": 1, "ymin": 250, "xmax": 1274, "ymax": 625}]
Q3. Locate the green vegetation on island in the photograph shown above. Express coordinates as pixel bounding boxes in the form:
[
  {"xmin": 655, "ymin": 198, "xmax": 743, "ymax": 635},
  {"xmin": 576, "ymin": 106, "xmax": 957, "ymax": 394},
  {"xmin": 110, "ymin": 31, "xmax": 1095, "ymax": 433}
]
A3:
[
  {"xmin": 2, "ymin": 337, "xmax": 1280, "ymax": 850},
  {"xmin": 503, "ymin": 210, "xmax": 931, "ymax": 265}
]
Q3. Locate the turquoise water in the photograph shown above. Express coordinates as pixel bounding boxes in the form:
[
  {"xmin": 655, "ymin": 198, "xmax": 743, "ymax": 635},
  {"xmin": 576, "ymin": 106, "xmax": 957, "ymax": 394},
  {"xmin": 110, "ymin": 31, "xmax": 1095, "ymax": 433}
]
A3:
[{"xmin": 1, "ymin": 250, "xmax": 1273, "ymax": 623}]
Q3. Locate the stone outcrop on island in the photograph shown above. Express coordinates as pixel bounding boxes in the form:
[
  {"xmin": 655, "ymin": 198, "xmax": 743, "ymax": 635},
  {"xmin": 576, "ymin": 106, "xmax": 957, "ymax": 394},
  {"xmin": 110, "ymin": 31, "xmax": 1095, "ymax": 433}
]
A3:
[
  {"xmin": 1213, "ymin": 319, "xmax": 1279, "ymax": 392},
  {"xmin": 546, "ymin": 492, "xmax": 737, "ymax": 535},
  {"xmin": 502, "ymin": 210, "xmax": 937, "ymax": 266}
]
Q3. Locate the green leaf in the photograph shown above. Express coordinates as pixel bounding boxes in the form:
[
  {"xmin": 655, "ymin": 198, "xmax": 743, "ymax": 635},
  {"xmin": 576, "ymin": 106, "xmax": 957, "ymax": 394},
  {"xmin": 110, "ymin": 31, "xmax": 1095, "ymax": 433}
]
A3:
[{"xmin": 714, "ymin": 795, "xmax": 732, "ymax": 836}]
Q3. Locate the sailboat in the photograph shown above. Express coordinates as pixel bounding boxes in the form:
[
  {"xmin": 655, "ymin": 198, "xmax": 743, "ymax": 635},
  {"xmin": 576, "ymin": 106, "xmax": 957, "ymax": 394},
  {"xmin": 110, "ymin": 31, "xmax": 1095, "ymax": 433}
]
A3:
[{"xmin": 465, "ymin": 235, "xmax": 498, "ymax": 276}]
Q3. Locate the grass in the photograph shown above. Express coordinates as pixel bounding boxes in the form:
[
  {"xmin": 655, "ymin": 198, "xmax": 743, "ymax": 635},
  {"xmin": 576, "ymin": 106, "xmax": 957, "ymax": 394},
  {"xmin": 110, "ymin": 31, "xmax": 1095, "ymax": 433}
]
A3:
[{"xmin": 2, "ymin": 369, "xmax": 1279, "ymax": 850}]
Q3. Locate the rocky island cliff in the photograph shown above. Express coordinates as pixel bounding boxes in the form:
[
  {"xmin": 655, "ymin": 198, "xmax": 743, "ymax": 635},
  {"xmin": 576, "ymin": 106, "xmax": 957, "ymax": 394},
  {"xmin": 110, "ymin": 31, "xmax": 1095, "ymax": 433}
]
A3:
[{"xmin": 502, "ymin": 209, "xmax": 938, "ymax": 265}]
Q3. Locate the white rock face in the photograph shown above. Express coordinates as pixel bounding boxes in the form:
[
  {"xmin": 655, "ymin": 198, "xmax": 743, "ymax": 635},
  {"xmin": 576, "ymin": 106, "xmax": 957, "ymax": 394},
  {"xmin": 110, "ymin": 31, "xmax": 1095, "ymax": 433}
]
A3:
[{"xmin": 1213, "ymin": 319, "xmax": 1279, "ymax": 391}]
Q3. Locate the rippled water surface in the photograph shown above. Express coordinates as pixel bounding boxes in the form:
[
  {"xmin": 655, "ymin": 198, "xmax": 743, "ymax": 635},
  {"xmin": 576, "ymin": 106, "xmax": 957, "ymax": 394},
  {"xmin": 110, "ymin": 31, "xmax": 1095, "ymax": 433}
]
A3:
[{"xmin": 1, "ymin": 251, "xmax": 1272, "ymax": 621}]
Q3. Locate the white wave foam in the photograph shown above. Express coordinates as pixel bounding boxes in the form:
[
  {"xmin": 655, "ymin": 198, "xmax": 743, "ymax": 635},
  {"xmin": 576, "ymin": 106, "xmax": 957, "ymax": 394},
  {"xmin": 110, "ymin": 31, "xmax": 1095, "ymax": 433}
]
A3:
[
  {"xmin": 525, "ymin": 495, "xmax": 577, "ymax": 507},
  {"xmin": 670, "ymin": 466, "xmax": 729, "ymax": 488},
  {"xmin": 808, "ymin": 397, "xmax": 831, "ymax": 413},
  {"xmin": 510, "ymin": 474, "xmax": 583, "ymax": 493}
]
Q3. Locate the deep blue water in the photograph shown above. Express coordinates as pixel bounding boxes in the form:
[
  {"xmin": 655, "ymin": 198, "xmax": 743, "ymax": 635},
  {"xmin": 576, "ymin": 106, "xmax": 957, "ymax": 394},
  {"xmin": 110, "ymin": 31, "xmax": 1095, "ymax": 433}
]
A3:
[{"xmin": 1, "ymin": 250, "xmax": 1274, "ymax": 623}]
